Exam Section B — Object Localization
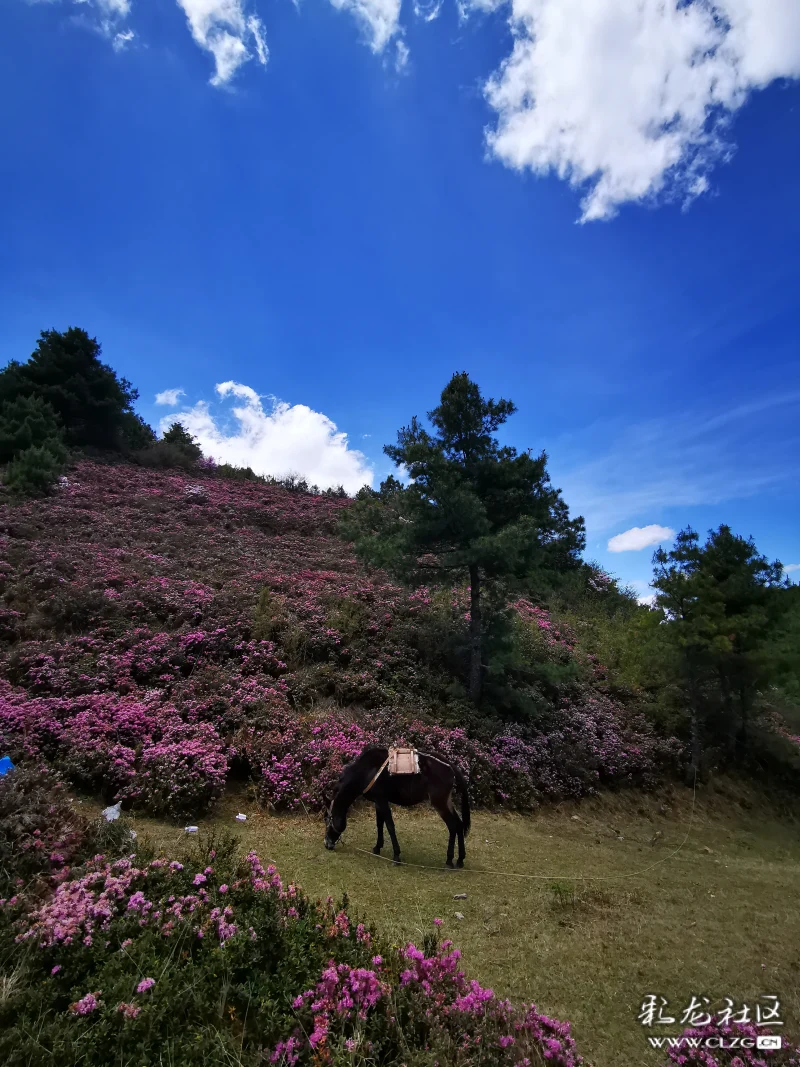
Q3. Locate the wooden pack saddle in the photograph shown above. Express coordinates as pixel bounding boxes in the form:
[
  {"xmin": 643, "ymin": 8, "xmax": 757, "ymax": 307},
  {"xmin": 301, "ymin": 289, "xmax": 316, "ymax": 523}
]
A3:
[
  {"xmin": 363, "ymin": 746, "xmax": 420, "ymax": 794},
  {"xmin": 388, "ymin": 746, "xmax": 420, "ymax": 775}
]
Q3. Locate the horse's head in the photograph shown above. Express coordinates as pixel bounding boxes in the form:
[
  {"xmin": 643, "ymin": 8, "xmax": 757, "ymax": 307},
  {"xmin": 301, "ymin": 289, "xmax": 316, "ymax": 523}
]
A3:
[{"xmin": 323, "ymin": 792, "xmax": 346, "ymax": 850}]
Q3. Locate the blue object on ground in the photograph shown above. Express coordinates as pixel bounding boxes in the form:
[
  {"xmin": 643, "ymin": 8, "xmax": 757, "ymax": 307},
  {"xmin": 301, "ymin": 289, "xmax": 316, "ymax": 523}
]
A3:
[{"xmin": 0, "ymin": 756, "xmax": 15, "ymax": 776}]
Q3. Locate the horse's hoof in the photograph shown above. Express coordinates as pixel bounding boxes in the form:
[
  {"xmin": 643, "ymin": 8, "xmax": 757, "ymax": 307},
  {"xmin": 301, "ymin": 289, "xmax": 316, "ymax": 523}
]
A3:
[
  {"xmin": 392, "ymin": 856, "xmax": 402, "ymax": 866},
  {"xmin": 372, "ymin": 846, "xmax": 382, "ymax": 855},
  {"xmin": 456, "ymin": 860, "xmax": 464, "ymax": 869},
  {"xmin": 446, "ymin": 861, "xmax": 455, "ymax": 869}
]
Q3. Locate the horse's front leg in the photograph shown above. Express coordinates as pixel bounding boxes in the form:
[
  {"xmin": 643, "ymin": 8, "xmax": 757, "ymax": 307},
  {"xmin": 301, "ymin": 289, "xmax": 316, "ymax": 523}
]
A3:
[
  {"xmin": 372, "ymin": 805, "xmax": 385, "ymax": 855},
  {"xmin": 383, "ymin": 806, "xmax": 401, "ymax": 864}
]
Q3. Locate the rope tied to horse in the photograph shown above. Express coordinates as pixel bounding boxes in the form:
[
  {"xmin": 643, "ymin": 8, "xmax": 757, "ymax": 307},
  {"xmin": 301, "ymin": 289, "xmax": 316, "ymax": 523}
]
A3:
[{"xmin": 354, "ymin": 771, "xmax": 698, "ymax": 885}]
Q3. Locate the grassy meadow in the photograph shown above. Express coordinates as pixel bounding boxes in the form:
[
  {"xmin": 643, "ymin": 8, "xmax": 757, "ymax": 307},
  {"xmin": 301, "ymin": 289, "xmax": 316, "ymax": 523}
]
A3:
[{"xmin": 79, "ymin": 780, "xmax": 800, "ymax": 1067}]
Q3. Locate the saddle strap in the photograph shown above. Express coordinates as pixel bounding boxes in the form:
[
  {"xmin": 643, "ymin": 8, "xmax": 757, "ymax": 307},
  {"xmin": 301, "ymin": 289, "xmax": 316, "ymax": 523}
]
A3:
[{"xmin": 363, "ymin": 756, "xmax": 390, "ymax": 795}]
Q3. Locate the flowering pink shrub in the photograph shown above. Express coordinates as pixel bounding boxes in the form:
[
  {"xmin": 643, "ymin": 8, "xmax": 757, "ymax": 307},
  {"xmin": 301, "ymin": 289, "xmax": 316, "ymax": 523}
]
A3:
[
  {"xmin": 0, "ymin": 687, "xmax": 227, "ymax": 817},
  {"xmin": 0, "ymin": 459, "xmax": 682, "ymax": 818},
  {"xmin": 275, "ymin": 932, "xmax": 585, "ymax": 1066},
  {"xmin": 1, "ymin": 806, "xmax": 595, "ymax": 1067},
  {"xmin": 70, "ymin": 991, "xmax": 101, "ymax": 1015}
]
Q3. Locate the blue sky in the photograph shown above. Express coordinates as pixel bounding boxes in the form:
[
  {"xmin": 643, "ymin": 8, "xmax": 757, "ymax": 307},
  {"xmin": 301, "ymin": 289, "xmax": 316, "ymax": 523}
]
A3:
[{"xmin": 1, "ymin": 0, "xmax": 799, "ymax": 598}]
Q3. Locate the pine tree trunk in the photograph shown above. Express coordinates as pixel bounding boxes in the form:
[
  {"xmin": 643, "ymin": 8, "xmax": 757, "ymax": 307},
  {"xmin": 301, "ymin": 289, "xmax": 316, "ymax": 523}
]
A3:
[
  {"xmin": 687, "ymin": 659, "xmax": 702, "ymax": 784},
  {"xmin": 720, "ymin": 670, "xmax": 736, "ymax": 759},
  {"xmin": 737, "ymin": 684, "xmax": 750, "ymax": 758},
  {"xmin": 468, "ymin": 564, "xmax": 482, "ymax": 705},
  {"xmin": 689, "ymin": 705, "xmax": 701, "ymax": 783}
]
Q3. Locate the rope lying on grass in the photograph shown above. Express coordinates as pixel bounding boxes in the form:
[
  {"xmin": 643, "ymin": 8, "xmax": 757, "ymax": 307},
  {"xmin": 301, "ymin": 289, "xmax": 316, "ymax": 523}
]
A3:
[{"xmin": 354, "ymin": 773, "xmax": 698, "ymax": 884}]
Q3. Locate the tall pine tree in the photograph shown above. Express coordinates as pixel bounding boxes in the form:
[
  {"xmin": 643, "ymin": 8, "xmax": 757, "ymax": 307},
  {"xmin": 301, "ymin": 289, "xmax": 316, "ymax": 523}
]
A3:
[
  {"xmin": 652, "ymin": 525, "xmax": 786, "ymax": 775},
  {"xmin": 0, "ymin": 327, "xmax": 140, "ymax": 451},
  {"xmin": 342, "ymin": 373, "xmax": 585, "ymax": 703}
]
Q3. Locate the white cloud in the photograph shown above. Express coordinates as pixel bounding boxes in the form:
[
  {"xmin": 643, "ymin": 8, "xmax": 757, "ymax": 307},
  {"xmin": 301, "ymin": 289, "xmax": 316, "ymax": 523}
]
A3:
[
  {"xmin": 95, "ymin": 0, "xmax": 130, "ymax": 13},
  {"xmin": 328, "ymin": 0, "xmax": 402, "ymax": 52},
  {"xmin": 39, "ymin": 0, "xmax": 135, "ymax": 47},
  {"xmin": 155, "ymin": 388, "xmax": 185, "ymax": 406},
  {"xmin": 413, "ymin": 0, "xmax": 442, "ymax": 22},
  {"xmin": 637, "ymin": 593, "xmax": 657, "ymax": 608},
  {"xmin": 163, "ymin": 381, "xmax": 374, "ymax": 493},
  {"xmin": 176, "ymin": 0, "xmax": 268, "ymax": 86},
  {"xmin": 481, "ymin": 0, "xmax": 800, "ymax": 221},
  {"xmin": 395, "ymin": 38, "xmax": 409, "ymax": 71},
  {"xmin": 112, "ymin": 27, "xmax": 135, "ymax": 49},
  {"xmin": 608, "ymin": 525, "xmax": 675, "ymax": 553},
  {"xmin": 783, "ymin": 563, "xmax": 800, "ymax": 575}
]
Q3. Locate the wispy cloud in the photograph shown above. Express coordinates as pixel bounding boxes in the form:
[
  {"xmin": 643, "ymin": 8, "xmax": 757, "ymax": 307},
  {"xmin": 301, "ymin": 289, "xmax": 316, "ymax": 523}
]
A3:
[
  {"xmin": 161, "ymin": 381, "xmax": 374, "ymax": 493},
  {"xmin": 155, "ymin": 388, "xmax": 185, "ymax": 406},
  {"xmin": 327, "ymin": 0, "xmax": 403, "ymax": 53},
  {"xmin": 783, "ymin": 563, "xmax": 800, "ymax": 576},
  {"xmin": 176, "ymin": 0, "xmax": 268, "ymax": 86},
  {"xmin": 413, "ymin": 0, "xmax": 442, "ymax": 22},
  {"xmin": 30, "ymin": 0, "xmax": 135, "ymax": 48},
  {"xmin": 111, "ymin": 26, "xmax": 134, "ymax": 49},
  {"xmin": 550, "ymin": 391, "xmax": 800, "ymax": 535},
  {"xmin": 608, "ymin": 525, "xmax": 675, "ymax": 553}
]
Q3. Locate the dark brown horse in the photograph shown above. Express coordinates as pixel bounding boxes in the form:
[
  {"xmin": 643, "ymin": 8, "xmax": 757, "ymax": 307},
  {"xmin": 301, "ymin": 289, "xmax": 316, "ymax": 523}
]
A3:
[{"xmin": 323, "ymin": 746, "xmax": 471, "ymax": 868}]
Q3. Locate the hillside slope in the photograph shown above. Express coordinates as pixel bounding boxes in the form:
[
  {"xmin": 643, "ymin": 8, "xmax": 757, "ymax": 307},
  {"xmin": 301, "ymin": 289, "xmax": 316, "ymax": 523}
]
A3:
[{"xmin": 0, "ymin": 460, "xmax": 678, "ymax": 817}]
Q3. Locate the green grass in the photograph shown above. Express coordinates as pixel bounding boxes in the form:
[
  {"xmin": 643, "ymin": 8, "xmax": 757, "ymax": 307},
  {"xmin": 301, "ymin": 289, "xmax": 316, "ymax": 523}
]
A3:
[{"xmin": 82, "ymin": 781, "xmax": 800, "ymax": 1067}]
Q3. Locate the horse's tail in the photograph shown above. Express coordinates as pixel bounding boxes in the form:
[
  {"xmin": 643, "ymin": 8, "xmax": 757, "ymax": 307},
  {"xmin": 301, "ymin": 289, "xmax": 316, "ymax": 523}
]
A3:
[{"xmin": 455, "ymin": 768, "xmax": 471, "ymax": 837}]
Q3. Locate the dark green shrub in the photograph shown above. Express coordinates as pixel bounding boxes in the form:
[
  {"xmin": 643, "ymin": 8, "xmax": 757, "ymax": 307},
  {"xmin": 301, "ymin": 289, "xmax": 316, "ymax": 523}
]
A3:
[
  {"xmin": 0, "ymin": 395, "xmax": 66, "ymax": 465},
  {"xmin": 3, "ymin": 444, "xmax": 65, "ymax": 497},
  {"xmin": 135, "ymin": 440, "xmax": 198, "ymax": 470},
  {"xmin": 134, "ymin": 423, "xmax": 204, "ymax": 471},
  {"xmin": 119, "ymin": 411, "xmax": 157, "ymax": 452},
  {"xmin": 162, "ymin": 422, "xmax": 203, "ymax": 462},
  {"xmin": 0, "ymin": 765, "xmax": 130, "ymax": 897}
]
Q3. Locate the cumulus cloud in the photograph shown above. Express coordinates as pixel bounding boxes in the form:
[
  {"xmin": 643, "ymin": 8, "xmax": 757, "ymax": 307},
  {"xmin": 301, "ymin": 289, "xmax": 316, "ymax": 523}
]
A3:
[
  {"xmin": 328, "ymin": 0, "xmax": 403, "ymax": 53},
  {"xmin": 161, "ymin": 381, "xmax": 374, "ymax": 493},
  {"xmin": 176, "ymin": 0, "xmax": 268, "ymax": 86},
  {"xmin": 155, "ymin": 388, "xmax": 185, "ymax": 406},
  {"xmin": 608, "ymin": 525, "xmax": 675, "ymax": 553},
  {"xmin": 481, "ymin": 0, "xmax": 800, "ymax": 220},
  {"xmin": 637, "ymin": 593, "xmax": 657, "ymax": 608}
]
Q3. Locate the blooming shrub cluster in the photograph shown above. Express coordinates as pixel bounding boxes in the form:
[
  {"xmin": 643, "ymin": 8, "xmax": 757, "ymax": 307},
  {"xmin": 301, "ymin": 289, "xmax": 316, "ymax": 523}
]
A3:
[
  {"xmin": 0, "ymin": 459, "xmax": 680, "ymax": 818},
  {"xmin": 0, "ymin": 777, "xmax": 592, "ymax": 1067},
  {"xmin": 2, "ymin": 771, "xmax": 796, "ymax": 1067}
]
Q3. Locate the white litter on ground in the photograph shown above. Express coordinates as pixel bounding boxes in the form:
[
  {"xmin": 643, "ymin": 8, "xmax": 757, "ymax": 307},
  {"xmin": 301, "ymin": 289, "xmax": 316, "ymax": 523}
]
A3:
[
  {"xmin": 185, "ymin": 826, "xmax": 199, "ymax": 833},
  {"xmin": 236, "ymin": 813, "xmax": 247, "ymax": 822},
  {"xmin": 102, "ymin": 802, "xmax": 122, "ymax": 822}
]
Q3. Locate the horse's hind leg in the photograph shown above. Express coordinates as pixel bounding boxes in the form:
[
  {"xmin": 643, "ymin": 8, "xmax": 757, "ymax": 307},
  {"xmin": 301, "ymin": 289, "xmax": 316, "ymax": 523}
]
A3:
[
  {"xmin": 455, "ymin": 820, "xmax": 466, "ymax": 868},
  {"xmin": 382, "ymin": 805, "xmax": 401, "ymax": 864},
  {"xmin": 433, "ymin": 797, "xmax": 461, "ymax": 868},
  {"xmin": 372, "ymin": 806, "xmax": 385, "ymax": 855}
]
